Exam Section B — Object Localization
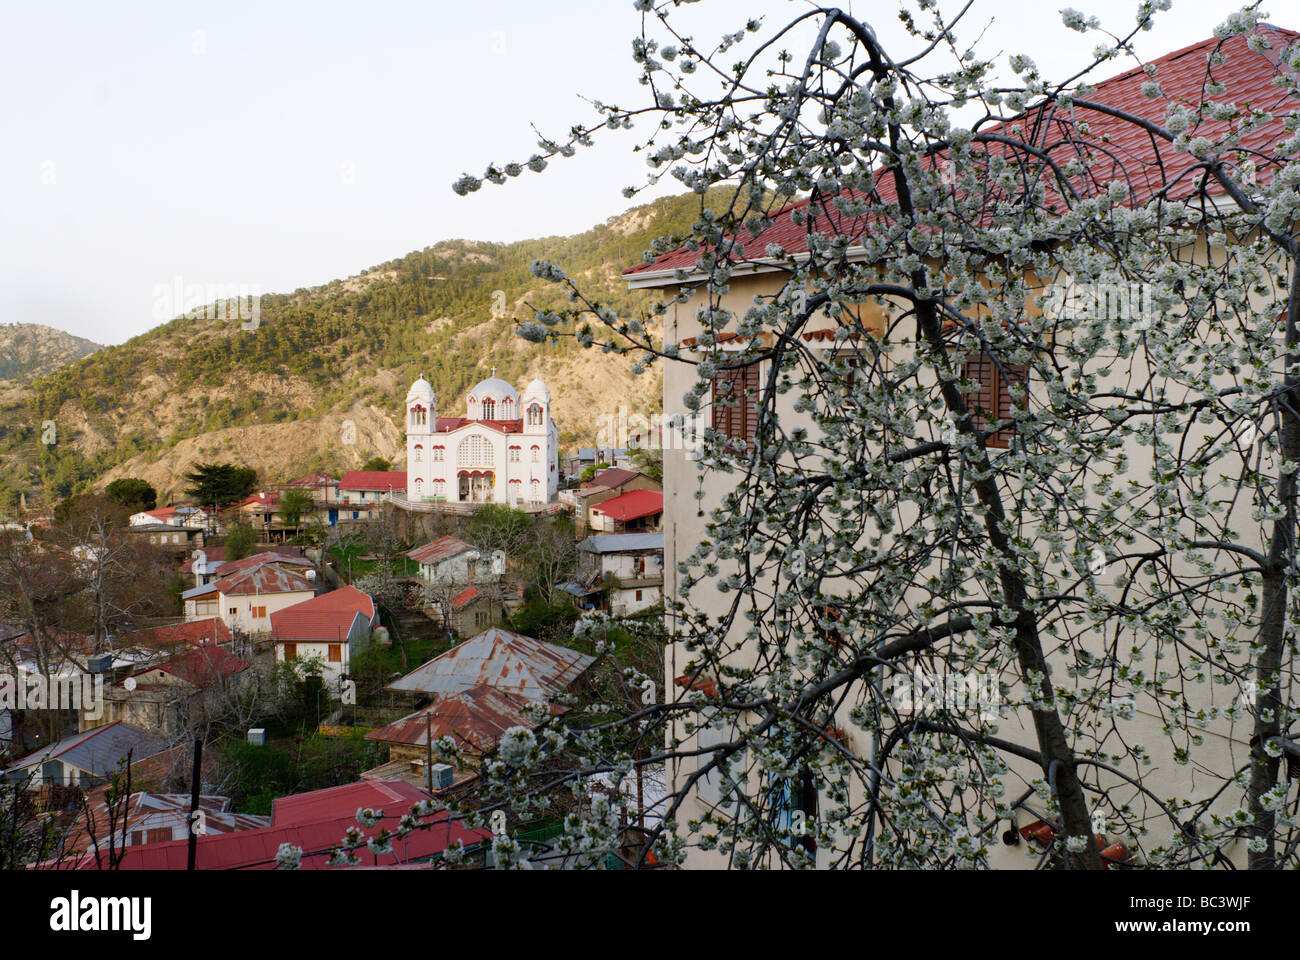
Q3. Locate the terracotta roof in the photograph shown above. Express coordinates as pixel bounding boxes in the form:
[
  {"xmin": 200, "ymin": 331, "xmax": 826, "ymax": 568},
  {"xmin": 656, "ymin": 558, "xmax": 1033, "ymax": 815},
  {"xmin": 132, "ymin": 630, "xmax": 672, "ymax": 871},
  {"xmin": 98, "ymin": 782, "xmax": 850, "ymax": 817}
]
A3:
[
  {"xmin": 238, "ymin": 492, "xmax": 279, "ymax": 509},
  {"xmin": 339, "ymin": 471, "xmax": 407, "ymax": 491},
  {"xmin": 132, "ymin": 645, "xmax": 251, "ymax": 688},
  {"xmin": 624, "ymin": 26, "xmax": 1300, "ymax": 281},
  {"xmin": 40, "ymin": 780, "xmax": 489, "ymax": 870},
  {"xmin": 367, "ymin": 684, "xmax": 559, "ymax": 755},
  {"xmin": 306, "ymin": 585, "xmax": 377, "ymax": 621},
  {"xmin": 593, "ymin": 489, "xmax": 663, "ymax": 523},
  {"xmin": 449, "ymin": 586, "xmax": 481, "ymax": 610},
  {"xmin": 406, "ymin": 536, "xmax": 477, "ymax": 566},
  {"xmin": 388, "ymin": 626, "xmax": 595, "ymax": 700},
  {"xmin": 270, "ymin": 588, "xmax": 376, "ymax": 641}
]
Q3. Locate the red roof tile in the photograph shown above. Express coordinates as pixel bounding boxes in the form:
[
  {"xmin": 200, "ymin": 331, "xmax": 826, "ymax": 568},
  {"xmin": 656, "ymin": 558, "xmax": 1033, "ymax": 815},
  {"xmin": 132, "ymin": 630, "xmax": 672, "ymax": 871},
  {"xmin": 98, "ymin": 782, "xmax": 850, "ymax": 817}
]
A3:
[
  {"xmin": 270, "ymin": 587, "xmax": 376, "ymax": 641},
  {"xmin": 450, "ymin": 586, "xmax": 481, "ymax": 610},
  {"xmin": 624, "ymin": 26, "xmax": 1300, "ymax": 280},
  {"xmin": 434, "ymin": 417, "xmax": 525, "ymax": 434}
]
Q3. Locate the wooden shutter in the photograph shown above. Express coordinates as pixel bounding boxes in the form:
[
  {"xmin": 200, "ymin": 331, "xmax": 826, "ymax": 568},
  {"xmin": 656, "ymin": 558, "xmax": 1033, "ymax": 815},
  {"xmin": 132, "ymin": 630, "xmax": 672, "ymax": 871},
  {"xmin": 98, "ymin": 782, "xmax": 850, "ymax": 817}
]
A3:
[
  {"xmin": 712, "ymin": 362, "xmax": 760, "ymax": 449},
  {"xmin": 961, "ymin": 352, "xmax": 1026, "ymax": 448},
  {"xmin": 146, "ymin": 827, "xmax": 172, "ymax": 844},
  {"xmin": 284, "ymin": 642, "xmax": 297, "ymax": 660},
  {"xmin": 329, "ymin": 644, "xmax": 342, "ymax": 663}
]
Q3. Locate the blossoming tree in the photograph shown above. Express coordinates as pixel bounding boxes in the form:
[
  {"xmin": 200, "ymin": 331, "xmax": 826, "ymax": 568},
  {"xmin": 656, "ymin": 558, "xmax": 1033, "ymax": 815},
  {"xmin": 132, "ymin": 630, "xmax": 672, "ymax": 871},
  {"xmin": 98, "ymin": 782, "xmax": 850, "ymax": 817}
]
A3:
[{"xmin": 316, "ymin": 0, "xmax": 1300, "ymax": 870}]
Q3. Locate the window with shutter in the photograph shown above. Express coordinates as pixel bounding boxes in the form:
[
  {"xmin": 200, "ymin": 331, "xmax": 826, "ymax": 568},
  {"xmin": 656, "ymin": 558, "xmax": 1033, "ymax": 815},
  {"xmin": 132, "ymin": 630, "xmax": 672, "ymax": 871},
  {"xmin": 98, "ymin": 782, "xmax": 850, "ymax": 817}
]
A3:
[
  {"xmin": 711, "ymin": 362, "xmax": 760, "ymax": 449},
  {"xmin": 961, "ymin": 352, "xmax": 1027, "ymax": 448},
  {"xmin": 146, "ymin": 827, "xmax": 172, "ymax": 844},
  {"xmin": 328, "ymin": 644, "xmax": 342, "ymax": 663}
]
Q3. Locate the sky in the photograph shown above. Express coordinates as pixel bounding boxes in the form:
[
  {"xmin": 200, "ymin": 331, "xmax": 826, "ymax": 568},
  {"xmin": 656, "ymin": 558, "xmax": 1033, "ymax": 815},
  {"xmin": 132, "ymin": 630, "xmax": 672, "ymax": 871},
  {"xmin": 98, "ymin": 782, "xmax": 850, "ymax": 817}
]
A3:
[{"xmin": 0, "ymin": 0, "xmax": 1250, "ymax": 345}]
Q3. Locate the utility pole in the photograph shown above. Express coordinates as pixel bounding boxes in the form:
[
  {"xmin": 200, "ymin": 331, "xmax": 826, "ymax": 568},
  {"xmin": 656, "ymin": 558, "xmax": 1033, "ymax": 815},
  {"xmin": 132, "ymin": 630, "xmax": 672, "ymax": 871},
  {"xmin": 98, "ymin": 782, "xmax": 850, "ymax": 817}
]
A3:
[
  {"xmin": 187, "ymin": 738, "xmax": 203, "ymax": 870},
  {"xmin": 426, "ymin": 715, "xmax": 434, "ymax": 795}
]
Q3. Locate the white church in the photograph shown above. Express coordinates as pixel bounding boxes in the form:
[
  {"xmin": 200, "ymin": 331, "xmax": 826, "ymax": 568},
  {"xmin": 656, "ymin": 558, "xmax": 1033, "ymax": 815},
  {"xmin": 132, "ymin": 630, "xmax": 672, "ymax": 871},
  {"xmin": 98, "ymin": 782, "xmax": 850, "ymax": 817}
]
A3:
[{"xmin": 405, "ymin": 370, "xmax": 558, "ymax": 505}]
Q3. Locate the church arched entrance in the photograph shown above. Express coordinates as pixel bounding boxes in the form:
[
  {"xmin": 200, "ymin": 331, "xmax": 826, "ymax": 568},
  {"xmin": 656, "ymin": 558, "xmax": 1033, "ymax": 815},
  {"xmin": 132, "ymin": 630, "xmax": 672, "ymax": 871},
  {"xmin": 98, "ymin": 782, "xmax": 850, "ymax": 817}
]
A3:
[{"xmin": 459, "ymin": 471, "xmax": 495, "ymax": 503}]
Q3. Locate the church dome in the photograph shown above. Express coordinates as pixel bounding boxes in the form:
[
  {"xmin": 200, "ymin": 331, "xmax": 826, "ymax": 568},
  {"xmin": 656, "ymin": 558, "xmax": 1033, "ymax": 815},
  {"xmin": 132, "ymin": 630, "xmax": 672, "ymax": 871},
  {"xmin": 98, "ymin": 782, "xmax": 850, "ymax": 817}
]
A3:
[
  {"xmin": 406, "ymin": 375, "xmax": 436, "ymax": 405},
  {"xmin": 469, "ymin": 375, "xmax": 520, "ymax": 404},
  {"xmin": 522, "ymin": 378, "xmax": 550, "ymax": 403}
]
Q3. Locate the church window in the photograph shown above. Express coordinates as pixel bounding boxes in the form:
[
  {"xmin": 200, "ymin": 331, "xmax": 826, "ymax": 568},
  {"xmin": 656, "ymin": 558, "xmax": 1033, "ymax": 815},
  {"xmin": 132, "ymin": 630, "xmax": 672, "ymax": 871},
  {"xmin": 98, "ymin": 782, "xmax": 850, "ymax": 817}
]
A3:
[{"xmin": 458, "ymin": 435, "xmax": 495, "ymax": 467}]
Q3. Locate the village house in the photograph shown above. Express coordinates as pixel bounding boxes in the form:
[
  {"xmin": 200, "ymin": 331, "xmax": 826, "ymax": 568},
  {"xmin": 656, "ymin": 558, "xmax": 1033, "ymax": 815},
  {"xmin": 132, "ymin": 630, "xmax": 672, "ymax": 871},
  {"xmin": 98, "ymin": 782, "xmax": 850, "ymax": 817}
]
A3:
[
  {"xmin": 623, "ymin": 26, "xmax": 1300, "ymax": 869},
  {"xmin": 2, "ymin": 721, "xmax": 168, "ymax": 793},
  {"xmin": 337, "ymin": 470, "xmax": 407, "ymax": 521},
  {"xmin": 365, "ymin": 684, "xmax": 561, "ymax": 792},
  {"xmin": 269, "ymin": 585, "xmax": 378, "ymax": 693},
  {"xmin": 588, "ymin": 489, "xmax": 663, "ymax": 534},
  {"xmin": 124, "ymin": 522, "xmax": 200, "ymax": 553},
  {"xmin": 577, "ymin": 532, "xmax": 664, "ymax": 615},
  {"xmin": 406, "ymin": 535, "xmax": 505, "ymax": 586},
  {"xmin": 567, "ymin": 467, "xmax": 662, "ymax": 537},
  {"xmin": 181, "ymin": 559, "xmax": 317, "ymax": 634},
  {"xmin": 100, "ymin": 643, "xmax": 253, "ymax": 736}
]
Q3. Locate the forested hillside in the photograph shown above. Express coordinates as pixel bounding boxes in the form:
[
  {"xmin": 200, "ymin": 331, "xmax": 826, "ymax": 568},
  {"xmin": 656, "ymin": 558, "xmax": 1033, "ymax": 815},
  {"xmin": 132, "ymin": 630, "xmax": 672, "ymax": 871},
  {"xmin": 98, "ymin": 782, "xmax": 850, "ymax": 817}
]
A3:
[{"xmin": 0, "ymin": 189, "xmax": 732, "ymax": 510}]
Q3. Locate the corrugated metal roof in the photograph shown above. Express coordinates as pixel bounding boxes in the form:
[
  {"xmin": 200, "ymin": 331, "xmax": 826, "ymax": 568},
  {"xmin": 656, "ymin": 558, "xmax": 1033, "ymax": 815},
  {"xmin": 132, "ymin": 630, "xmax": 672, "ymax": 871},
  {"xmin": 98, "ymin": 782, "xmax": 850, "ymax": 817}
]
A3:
[
  {"xmin": 40, "ymin": 780, "xmax": 489, "ymax": 870},
  {"xmin": 388, "ymin": 626, "xmax": 594, "ymax": 700},
  {"xmin": 579, "ymin": 533, "xmax": 665, "ymax": 554},
  {"xmin": 406, "ymin": 536, "xmax": 476, "ymax": 566},
  {"xmin": 592, "ymin": 489, "xmax": 663, "ymax": 522},
  {"xmin": 133, "ymin": 645, "xmax": 250, "ymax": 687},
  {"xmin": 367, "ymin": 684, "xmax": 553, "ymax": 754},
  {"xmin": 340, "ymin": 471, "xmax": 408, "ymax": 491},
  {"xmin": 213, "ymin": 551, "xmax": 312, "ymax": 577},
  {"xmin": 5, "ymin": 722, "xmax": 169, "ymax": 778},
  {"xmin": 61, "ymin": 793, "xmax": 270, "ymax": 855}
]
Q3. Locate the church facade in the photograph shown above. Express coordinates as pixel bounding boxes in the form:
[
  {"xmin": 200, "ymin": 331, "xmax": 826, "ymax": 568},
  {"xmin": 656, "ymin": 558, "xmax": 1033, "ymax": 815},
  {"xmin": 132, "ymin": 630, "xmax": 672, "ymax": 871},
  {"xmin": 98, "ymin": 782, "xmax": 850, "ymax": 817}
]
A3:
[{"xmin": 404, "ymin": 372, "xmax": 558, "ymax": 505}]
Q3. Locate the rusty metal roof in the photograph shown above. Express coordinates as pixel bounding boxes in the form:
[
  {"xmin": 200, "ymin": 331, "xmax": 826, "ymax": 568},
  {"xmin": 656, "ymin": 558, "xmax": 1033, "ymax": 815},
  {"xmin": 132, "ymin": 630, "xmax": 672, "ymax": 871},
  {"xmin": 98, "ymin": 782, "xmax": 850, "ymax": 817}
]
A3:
[
  {"xmin": 406, "ymin": 536, "xmax": 476, "ymax": 566},
  {"xmin": 367, "ymin": 684, "xmax": 555, "ymax": 754},
  {"xmin": 387, "ymin": 626, "xmax": 594, "ymax": 700}
]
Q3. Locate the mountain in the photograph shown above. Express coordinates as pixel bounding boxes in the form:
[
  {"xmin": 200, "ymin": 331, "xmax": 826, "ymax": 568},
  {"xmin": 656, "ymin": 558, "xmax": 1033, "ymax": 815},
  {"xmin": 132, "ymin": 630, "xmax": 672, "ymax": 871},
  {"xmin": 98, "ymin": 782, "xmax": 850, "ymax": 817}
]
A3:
[
  {"xmin": 0, "ymin": 324, "xmax": 101, "ymax": 384},
  {"xmin": 0, "ymin": 190, "xmax": 736, "ymax": 510}
]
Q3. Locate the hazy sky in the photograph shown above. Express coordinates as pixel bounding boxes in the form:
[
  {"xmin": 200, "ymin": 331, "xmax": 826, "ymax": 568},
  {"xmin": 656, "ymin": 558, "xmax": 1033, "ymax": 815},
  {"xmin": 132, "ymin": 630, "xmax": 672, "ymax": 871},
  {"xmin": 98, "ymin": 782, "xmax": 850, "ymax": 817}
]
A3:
[{"xmin": 0, "ymin": 0, "xmax": 1246, "ymax": 345}]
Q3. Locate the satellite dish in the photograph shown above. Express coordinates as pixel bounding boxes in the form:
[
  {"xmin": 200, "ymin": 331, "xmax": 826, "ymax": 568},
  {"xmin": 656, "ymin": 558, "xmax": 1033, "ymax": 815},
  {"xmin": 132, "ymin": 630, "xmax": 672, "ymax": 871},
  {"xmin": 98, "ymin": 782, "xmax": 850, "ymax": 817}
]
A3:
[{"xmin": 124, "ymin": 677, "xmax": 137, "ymax": 691}]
